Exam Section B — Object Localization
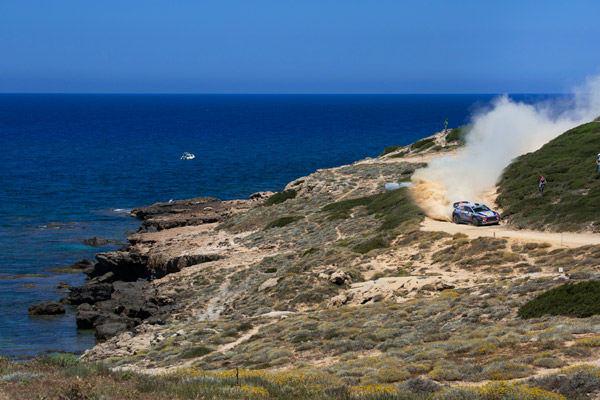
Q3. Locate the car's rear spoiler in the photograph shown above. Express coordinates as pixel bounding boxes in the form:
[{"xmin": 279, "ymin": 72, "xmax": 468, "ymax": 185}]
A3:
[{"xmin": 453, "ymin": 201, "xmax": 470, "ymax": 209}]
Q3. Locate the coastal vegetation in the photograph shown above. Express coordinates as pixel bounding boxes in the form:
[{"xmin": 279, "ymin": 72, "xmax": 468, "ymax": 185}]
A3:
[
  {"xmin": 265, "ymin": 215, "xmax": 304, "ymax": 229},
  {"xmin": 518, "ymin": 281, "xmax": 600, "ymax": 319},
  {"xmin": 445, "ymin": 125, "xmax": 471, "ymax": 145},
  {"xmin": 12, "ymin": 121, "xmax": 600, "ymax": 400},
  {"xmin": 411, "ymin": 138, "xmax": 435, "ymax": 151},
  {"xmin": 321, "ymin": 187, "xmax": 424, "ymax": 232},
  {"xmin": 264, "ymin": 189, "xmax": 297, "ymax": 206},
  {"xmin": 497, "ymin": 121, "xmax": 600, "ymax": 231},
  {"xmin": 379, "ymin": 145, "xmax": 404, "ymax": 157}
]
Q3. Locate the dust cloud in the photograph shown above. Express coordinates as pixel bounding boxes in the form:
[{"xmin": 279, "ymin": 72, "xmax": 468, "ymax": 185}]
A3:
[{"xmin": 411, "ymin": 75, "xmax": 600, "ymax": 221}]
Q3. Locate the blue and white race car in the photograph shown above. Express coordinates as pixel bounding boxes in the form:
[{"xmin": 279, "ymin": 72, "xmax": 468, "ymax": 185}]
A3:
[{"xmin": 452, "ymin": 201, "xmax": 501, "ymax": 226}]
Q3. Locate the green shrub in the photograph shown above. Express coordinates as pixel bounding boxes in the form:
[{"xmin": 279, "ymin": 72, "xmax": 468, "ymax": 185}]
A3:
[
  {"xmin": 42, "ymin": 353, "xmax": 79, "ymax": 367},
  {"xmin": 237, "ymin": 321, "xmax": 253, "ymax": 332},
  {"xmin": 379, "ymin": 145, "xmax": 403, "ymax": 157},
  {"xmin": 264, "ymin": 190, "xmax": 297, "ymax": 206},
  {"xmin": 445, "ymin": 125, "xmax": 471, "ymax": 144},
  {"xmin": 302, "ymin": 247, "xmax": 319, "ymax": 257},
  {"xmin": 265, "ymin": 216, "xmax": 304, "ymax": 229},
  {"xmin": 182, "ymin": 346, "xmax": 213, "ymax": 359},
  {"xmin": 352, "ymin": 237, "xmax": 388, "ymax": 254},
  {"xmin": 518, "ymin": 281, "xmax": 600, "ymax": 319},
  {"xmin": 411, "ymin": 138, "xmax": 434, "ymax": 150},
  {"xmin": 321, "ymin": 188, "xmax": 424, "ymax": 232},
  {"xmin": 390, "ymin": 151, "xmax": 409, "ymax": 158},
  {"xmin": 496, "ymin": 121, "xmax": 600, "ymax": 231}
]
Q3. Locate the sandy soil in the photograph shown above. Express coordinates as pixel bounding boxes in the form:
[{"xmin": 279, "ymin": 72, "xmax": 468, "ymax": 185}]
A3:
[{"xmin": 421, "ymin": 217, "xmax": 600, "ymax": 248}]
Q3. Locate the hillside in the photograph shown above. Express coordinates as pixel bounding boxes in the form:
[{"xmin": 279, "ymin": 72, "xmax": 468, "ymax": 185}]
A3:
[
  {"xmin": 3, "ymin": 127, "xmax": 600, "ymax": 400},
  {"xmin": 496, "ymin": 121, "xmax": 600, "ymax": 232}
]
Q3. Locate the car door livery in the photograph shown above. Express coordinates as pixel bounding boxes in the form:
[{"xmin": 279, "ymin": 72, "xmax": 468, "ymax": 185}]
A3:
[{"xmin": 462, "ymin": 206, "xmax": 473, "ymax": 222}]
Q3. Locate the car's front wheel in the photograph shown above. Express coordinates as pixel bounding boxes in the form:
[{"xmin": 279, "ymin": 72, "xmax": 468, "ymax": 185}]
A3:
[
  {"xmin": 471, "ymin": 217, "xmax": 480, "ymax": 226},
  {"xmin": 452, "ymin": 214, "xmax": 460, "ymax": 224}
]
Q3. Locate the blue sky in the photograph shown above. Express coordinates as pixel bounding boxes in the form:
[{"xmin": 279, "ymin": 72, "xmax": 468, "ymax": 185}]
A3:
[{"xmin": 1, "ymin": 1, "xmax": 599, "ymax": 93}]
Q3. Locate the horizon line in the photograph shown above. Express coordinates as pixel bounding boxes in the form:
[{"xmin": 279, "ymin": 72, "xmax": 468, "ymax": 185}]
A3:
[{"xmin": 0, "ymin": 92, "xmax": 569, "ymax": 96}]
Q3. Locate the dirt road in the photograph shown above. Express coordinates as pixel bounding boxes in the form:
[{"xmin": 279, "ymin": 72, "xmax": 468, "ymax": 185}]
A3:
[{"xmin": 421, "ymin": 218, "xmax": 600, "ymax": 248}]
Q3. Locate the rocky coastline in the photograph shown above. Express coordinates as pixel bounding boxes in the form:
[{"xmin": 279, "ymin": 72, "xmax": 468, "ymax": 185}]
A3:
[
  {"xmin": 58, "ymin": 196, "xmax": 259, "ymax": 341},
  {"xmin": 14, "ymin": 124, "xmax": 600, "ymax": 398}
]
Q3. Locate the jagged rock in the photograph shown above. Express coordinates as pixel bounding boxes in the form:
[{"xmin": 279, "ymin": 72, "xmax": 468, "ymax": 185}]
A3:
[
  {"xmin": 249, "ymin": 191, "xmax": 275, "ymax": 204},
  {"xmin": 162, "ymin": 253, "xmax": 222, "ymax": 275},
  {"xmin": 434, "ymin": 280, "xmax": 455, "ymax": 291},
  {"xmin": 258, "ymin": 278, "xmax": 279, "ymax": 292},
  {"xmin": 83, "ymin": 237, "xmax": 118, "ymax": 247},
  {"xmin": 76, "ymin": 304, "xmax": 101, "ymax": 329},
  {"xmin": 68, "ymin": 283, "xmax": 113, "ymax": 305},
  {"xmin": 95, "ymin": 322, "xmax": 129, "ymax": 341},
  {"xmin": 28, "ymin": 301, "xmax": 65, "ymax": 316},
  {"xmin": 49, "ymin": 258, "xmax": 97, "ymax": 274},
  {"xmin": 73, "ymin": 259, "xmax": 97, "ymax": 270},
  {"xmin": 131, "ymin": 197, "xmax": 251, "ymax": 232},
  {"xmin": 327, "ymin": 294, "xmax": 348, "ymax": 308},
  {"xmin": 56, "ymin": 282, "xmax": 71, "ymax": 289},
  {"xmin": 329, "ymin": 269, "xmax": 351, "ymax": 285},
  {"xmin": 93, "ymin": 251, "xmax": 149, "ymax": 281},
  {"xmin": 88, "ymin": 272, "xmax": 116, "ymax": 285}
]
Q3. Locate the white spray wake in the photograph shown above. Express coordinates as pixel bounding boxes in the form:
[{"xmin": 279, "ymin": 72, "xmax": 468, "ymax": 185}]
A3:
[{"xmin": 411, "ymin": 75, "xmax": 600, "ymax": 221}]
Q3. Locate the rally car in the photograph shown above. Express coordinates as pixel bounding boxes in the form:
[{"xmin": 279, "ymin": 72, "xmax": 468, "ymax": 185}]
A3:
[{"xmin": 452, "ymin": 201, "xmax": 501, "ymax": 226}]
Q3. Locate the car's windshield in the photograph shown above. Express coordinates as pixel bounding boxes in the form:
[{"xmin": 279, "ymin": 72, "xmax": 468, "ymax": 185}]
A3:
[{"xmin": 473, "ymin": 205, "xmax": 491, "ymax": 212}]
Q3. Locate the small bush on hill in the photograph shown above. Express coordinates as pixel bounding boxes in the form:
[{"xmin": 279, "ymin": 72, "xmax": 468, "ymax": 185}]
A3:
[
  {"xmin": 265, "ymin": 216, "xmax": 304, "ymax": 229},
  {"xmin": 321, "ymin": 188, "xmax": 424, "ymax": 232},
  {"xmin": 379, "ymin": 145, "xmax": 403, "ymax": 157},
  {"xmin": 390, "ymin": 151, "xmax": 409, "ymax": 158},
  {"xmin": 411, "ymin": 138, "xmax": 434, "ymax": 150},
  {"xmin": 264, "ymin": 190, "xmax": 297, "ymax": 206},
  {"xmin": 518, "ymin": 281, "xmax": 600, "ymax": 319},
  {"xmin": 42, "ymin": 353, "xmax": 79, "ymax": 367},
  {"xmin": 352, "ymin": 237, "xmax": 389, "ymax": 254},
  {"xmin": 445, "ymin": 125, "xmax": 471, "ymax": 144},
  {"xmin": 182, "ymin": 346, "xmax": 213, "ymax": 359}
]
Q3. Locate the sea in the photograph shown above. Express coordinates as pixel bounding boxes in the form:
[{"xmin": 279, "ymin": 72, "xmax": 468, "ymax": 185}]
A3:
[{"xmin": 0, "ymin": 93, "xmax": 555, "ymax": 358}]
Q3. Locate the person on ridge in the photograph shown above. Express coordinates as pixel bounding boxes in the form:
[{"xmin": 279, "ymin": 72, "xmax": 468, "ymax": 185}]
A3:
[
  {"xmin": 597, "ymin": 153, "xmax": 600, "ymax": 173},
  {"xmin": 444, "ymin": 118, "xmax": 448, "ymax": 132},
  {"xmin": 538, "ymin": 175, "xmax": 546, "ymax": 195}
]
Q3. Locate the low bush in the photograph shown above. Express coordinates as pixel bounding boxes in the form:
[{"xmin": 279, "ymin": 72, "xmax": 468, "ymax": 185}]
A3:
[
  {"xmin": 445, "ymin": 125, "xmax": 471, "ymax": 144},
  {"xmin": 352, "ymin": 237, "xmax": 389, "ymax": 254},
  {"xmin": 264, "ymin": 190, "xmax": 297, "ymax": 206},
  {"xmin": 390, "ymin": 151, "xmax": 409, "ymax": 158},
  {"xmin": 182, "ymin": 346, "xmax": 213, "ymax": 359},
  {"xmin": 379, "ymin": 145, "xmax": 403, "ymax": 157},
  {"xmin": 411, "ymin": 138, "xmax": 435, "ymax": 150},
  {"xmin": 265, "ymin": 216, "xmax": 304, "ymax": 229},
  {"xmin": 321, "ymin": 188, "xmax": 424, "ymax": 232},
  {"xmin": 42, "ymin": 353, "xmax": 79, "ymax": 367},
  {"xmin": 518, "ymin": 281, "xmax": 600, "ymax": 319}
]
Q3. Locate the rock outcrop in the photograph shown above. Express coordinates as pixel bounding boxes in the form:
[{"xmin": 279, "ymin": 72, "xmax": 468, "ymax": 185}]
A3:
[
  {"xmin": 131, "ymin": 197, "xmax": 251, "ymax": 232},
  {"xmin": 28, "ymin": 301, "xmax": 65, "ymax": 316},
  {"xmin": 64, "ymin": 197, "xmax": 250, "ymax": 340}
]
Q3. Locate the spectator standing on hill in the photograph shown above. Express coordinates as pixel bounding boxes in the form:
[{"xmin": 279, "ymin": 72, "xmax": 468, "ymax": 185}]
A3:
[
  {"xmin": 538, "ymin": 175, "xmax": 546, "ymax": 195},
  {"xmin": 597, "ymin": 153, "xmax": 600, "ymax": 173},
  {"xmin": 444, "ymin": 118, "xmax": 448, "ymax": 132}
]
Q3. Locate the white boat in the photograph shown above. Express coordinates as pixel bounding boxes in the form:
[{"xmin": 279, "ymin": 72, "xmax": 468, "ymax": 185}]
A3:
[{"xmin": 181, "ymin": 152, "xmax": 195, "ymax": 160}]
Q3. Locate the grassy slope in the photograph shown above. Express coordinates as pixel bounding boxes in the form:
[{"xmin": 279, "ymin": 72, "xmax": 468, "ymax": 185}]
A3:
[{"xmin": 496, "ymin": 121, "xmax": 600, "ymax": 231}]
